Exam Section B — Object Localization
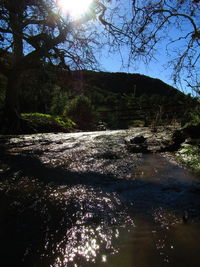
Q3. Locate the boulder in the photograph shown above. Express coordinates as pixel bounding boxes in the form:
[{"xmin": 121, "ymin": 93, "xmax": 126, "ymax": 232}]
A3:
[
  {"xmin": 130, "ymin": 135, "xmax": 146, "ymax": 144},
  {"xmin": 125, "ymin": 135, "xmax": 148, "ymax": 153}
]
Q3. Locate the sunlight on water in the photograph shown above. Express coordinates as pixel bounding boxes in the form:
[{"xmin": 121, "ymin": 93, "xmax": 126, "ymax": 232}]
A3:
[
  {"xmin": 53, "ymin": 225, "xmax": 109, "ymax": 265},
  {"xmin": 47, "ymin": 185, "xmax": 135, "ymax": 266}
]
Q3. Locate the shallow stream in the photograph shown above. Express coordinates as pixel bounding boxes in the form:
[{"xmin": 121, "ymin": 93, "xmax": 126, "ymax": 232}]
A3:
[{"xmin": 0, "ymin": 129, "xmax": 200, "ymax": 266}]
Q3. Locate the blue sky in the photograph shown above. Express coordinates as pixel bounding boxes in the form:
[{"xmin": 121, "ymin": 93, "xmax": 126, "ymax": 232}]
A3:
[
  {"xmin": 56, "ymin": 0, "xmax": 198, "ymax": 96},
  {"xmin": 99, "ymin": 51, "xmax": 175, "ymax": 90},
  {"xmin": 93, "ymin": 0, "xmax": 198, "ymax": 96},
  {"xmin": 96, "ymin": 29, "xmax": 194, "ymax": 95},
  {"xmin": 95, "ymin": 1, "xmax": 173, "ymax": 91}
]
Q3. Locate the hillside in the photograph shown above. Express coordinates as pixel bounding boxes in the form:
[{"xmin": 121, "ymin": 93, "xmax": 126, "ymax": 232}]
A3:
[
  {"xmin": 0, "ymin": 67, "xmax": 196, "ymax": 131},
  {"xmin": 69, "ymin": 70, "xmax": 183, "ymax": 97}
]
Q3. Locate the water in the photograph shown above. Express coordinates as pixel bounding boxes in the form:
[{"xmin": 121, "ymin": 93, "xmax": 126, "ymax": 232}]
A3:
[{"xmin": 0, "ymin": 130, "xmax": 200, "ymax": 266}]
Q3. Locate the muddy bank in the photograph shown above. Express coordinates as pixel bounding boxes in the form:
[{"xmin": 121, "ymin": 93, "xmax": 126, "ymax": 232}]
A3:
[{"xmin": 0, "ymin": 128, "xmax": 200, "ymax": 266}]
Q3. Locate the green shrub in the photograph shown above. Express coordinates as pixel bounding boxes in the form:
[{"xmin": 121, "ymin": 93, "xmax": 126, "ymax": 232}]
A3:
[
  {"xmin": 50, "ymin": 85, "xmax": 69, "ymax": 115},
  {"xmin": 64, "ymin": 95, "xmax": 96, "ymax": 130},
  {"xmin": 21, "ymin": 113, "xmax": 76, "ymax": 133},
  {"xmin": 183, "ymin": 102, "xmax": 200, "ymax": 127},
  {"xmin": 176, "ymin": 144, "xmax": 200, "ymax": 176}
]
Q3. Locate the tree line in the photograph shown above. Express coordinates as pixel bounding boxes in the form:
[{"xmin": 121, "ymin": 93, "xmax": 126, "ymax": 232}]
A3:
[{"xmin": 0, "ymin": 66, "xmax": 196, "ymax": 131}]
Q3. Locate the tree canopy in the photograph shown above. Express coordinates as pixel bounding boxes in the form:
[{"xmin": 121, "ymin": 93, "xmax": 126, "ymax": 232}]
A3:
[
  {"xmin": 0, "ymin": 0, "xmax": 199, "ymax": 85},
  {"xmin": 129, "ymin": 0, "xmax": 200, "ymax": 93},
  {"xmin": 0, "ymin": 0, "xmax": 130, "ymax": 132}
]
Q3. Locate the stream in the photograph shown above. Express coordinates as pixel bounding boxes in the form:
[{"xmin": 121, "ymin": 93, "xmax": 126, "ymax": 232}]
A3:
[{"xmin": 0, "ymin": 129, "xmax": 200, "ymax": 266}]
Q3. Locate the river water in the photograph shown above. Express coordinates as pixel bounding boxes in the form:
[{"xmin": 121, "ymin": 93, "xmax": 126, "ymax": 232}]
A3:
[{"xmin": 0, "ymin": 129, "xmax": 200, "ymax": 266}]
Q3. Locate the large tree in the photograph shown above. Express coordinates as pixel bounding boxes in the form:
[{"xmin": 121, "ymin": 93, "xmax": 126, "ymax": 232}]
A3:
[{"xmin": 0, "ymin": 0, "xmax": 129, "ymax": 132}]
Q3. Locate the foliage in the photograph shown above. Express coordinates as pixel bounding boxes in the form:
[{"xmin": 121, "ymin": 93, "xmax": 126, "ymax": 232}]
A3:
[
  {"xmin": 50, "ymin": 85, "xmax": 69, "ymax": 115},
  {"xmin": 176, "ymin": 144, "xmax": 200, "ymax": 176},
  {"xmin": 1, "ymin": 65, "xmax": 196, "ymax": 131},
  {"xmin": 21, "ymin": 113, "xmax": 76, "ymax": 133},
  {"xmin": 184, "ymin": 101, "xmax": 200, "ymax": 127},
  {"xmin": 64, "ymin": 95, "xmax": 96, "ymax": 130}
]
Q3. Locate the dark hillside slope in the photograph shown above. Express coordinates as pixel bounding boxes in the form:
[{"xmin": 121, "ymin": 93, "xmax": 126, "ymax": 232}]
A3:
[{"xmin": 70, "ymin": 70, "xmax": 183, "ymax": 97}]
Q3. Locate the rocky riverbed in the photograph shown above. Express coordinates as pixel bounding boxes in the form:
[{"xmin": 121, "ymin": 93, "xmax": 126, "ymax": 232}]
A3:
[{"xmin": 0, "ymin": 127, "xmax": 200, "ymax": 266}]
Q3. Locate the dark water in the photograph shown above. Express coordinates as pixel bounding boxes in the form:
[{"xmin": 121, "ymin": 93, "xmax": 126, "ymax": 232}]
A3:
[{"xmin": 0, "ymin": 131, "xmax": 200, "ymax": 266}]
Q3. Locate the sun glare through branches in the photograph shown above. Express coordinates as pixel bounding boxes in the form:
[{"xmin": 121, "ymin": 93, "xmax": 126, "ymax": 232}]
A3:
[{"xmin": 56, "ymin": 0, "xmax": 93, "ymax": 18}]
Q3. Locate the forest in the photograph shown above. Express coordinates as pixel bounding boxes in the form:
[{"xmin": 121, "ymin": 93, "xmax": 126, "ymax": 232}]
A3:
[{"xmin": 0, "ymin": 66, "xmax": 198, "ymax": 133}]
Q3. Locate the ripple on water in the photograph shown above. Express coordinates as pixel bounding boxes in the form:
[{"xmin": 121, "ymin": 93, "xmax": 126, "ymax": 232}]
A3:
[{"xmin": 44, "ymin": 185, "xmax": 135, "ymax": 266}]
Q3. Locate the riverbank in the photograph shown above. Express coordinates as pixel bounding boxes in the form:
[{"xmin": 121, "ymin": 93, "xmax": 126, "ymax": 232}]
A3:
[{"xmin": 1, "ymin": 125, "xmax": 199, "ymax": 176}]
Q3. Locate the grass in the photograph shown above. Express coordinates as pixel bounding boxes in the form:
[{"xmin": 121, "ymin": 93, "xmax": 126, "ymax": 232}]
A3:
[
  {"xmin": 21, "ymin": 113, "xmax": 76, "ymax": 133},
  {"xmin": 176, "ymin": 143, "xmax": 200, "ymax": 176}
]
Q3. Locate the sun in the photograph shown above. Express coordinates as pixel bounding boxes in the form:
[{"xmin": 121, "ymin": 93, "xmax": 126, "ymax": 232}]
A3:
[{"xmin": 57, "ymin": 0, "xmax": 93, "ymax": 18}]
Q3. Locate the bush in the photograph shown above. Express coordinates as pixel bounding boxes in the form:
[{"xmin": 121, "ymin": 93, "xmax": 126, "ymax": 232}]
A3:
[
  {"xmin": 64, "ymin": 95, "xmax": 96, "ymax": 130},
  {"xmin": 21, "ymin": 113, "xmax": 76, "ymax": 133},
  {"xmin": 50, "ymin": 85, "xmax": 69, "ymax": 115},
  {"xmin": 176, "ymin": 144, "xmax": 200, "ymax": 176}
]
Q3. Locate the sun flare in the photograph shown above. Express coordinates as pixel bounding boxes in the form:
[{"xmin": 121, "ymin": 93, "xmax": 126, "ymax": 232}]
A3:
[{"xmin": 57, "ymin": 0, "xmax": 93, "ymax": 18}]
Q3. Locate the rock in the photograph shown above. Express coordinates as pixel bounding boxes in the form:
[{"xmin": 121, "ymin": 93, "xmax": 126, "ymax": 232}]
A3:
[
  {"xmin": 124, "ymin": 127, "xmax": 186, "ymax": 153},
  {"xmin": 127, "ymin": 144, "xmax": 148, "ymax": 153},
  {"xmin": 184, "ymin": 137, "xmax": 200, "ymax": 147},
  {"xmin": 126, "ymin": 143, "xmax": 148, "ymax": 153},
  {"xmin": 130, "ymin": 135, "xmax": 146, "ymax": 144},
  {"xmin": 125, "ymin": 135, "xmax": 148, "ymax": 153},
  {"xmin": 183, "ymin": 123, "xmax": 200, "ymax": 139}
]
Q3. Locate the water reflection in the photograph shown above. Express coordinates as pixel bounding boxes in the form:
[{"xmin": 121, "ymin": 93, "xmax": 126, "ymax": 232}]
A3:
[
  {"xmin": 1, "ymin": 131, "xmax": 200, "ymax": 266},
  {"xmin": 47, "ymin": 185, "xmax": 134, "ymax": 266}
]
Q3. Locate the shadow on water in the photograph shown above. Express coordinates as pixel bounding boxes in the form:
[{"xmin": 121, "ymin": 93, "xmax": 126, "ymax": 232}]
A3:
[{"xmin": 0, "ymin": 136, "xmax": 200, "ymax": 267}]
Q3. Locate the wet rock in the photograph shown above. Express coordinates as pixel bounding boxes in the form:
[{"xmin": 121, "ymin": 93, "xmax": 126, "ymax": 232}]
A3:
[
  {"xmin": 126, "ymin": 143, "xmax": 148, "ymax": 153},
  {"xmin": 125, "ymin": 134, "xmax": 171, "ymax": 153},
  {"xmin": 125, "ymin": 135, "xmax": 148, "ymax": 153},
  {"xmin": 130, "ymin": 135, "xmax": 146, "ymax": 144},
  {"xmin": 185, "ymin": 137, "xmax": 200, "ymax": 146},
  {"xmin": 162, "ymin": 125, "xmax": 200, "ymax": 152},
  {"xmin": 124, "ymin": 128, "xmax": 184, "ymax": 153},
  {"xmin": 183, "ymin": 123, "xmax": 200, "ymax": 139},
  {"xmin": 149, "ymin": 129, "xmax": 186, "ymax": 152},
  {"xmin": 144, "ymin": 136, "xmax": 163, "ymax": 153}
]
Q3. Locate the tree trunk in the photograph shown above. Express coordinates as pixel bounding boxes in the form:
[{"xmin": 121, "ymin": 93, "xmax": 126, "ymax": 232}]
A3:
[
  {"xmin": 1, "ymin": 5, "xmax": 26, "ymax": 134},
  {"xmin": 3, "ymin": 71, "xmax": 22, "ymax": 133}
]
